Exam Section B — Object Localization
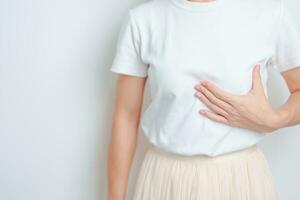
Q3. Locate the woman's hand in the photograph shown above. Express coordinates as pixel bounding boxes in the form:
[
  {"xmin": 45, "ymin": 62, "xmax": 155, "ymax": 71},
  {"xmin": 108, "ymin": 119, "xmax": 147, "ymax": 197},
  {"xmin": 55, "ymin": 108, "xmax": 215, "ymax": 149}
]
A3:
[{"xmin": 194, "ymin": 64, "xmax": 287, "ymax": 134}]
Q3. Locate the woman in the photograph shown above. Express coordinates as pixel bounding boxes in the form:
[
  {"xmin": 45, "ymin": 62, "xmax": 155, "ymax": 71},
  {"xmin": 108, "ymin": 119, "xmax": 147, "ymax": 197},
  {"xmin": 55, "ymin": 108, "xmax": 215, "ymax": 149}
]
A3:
[{"xmin": 107, "ymin": 0, "xmax": 300, "ymax": 199}]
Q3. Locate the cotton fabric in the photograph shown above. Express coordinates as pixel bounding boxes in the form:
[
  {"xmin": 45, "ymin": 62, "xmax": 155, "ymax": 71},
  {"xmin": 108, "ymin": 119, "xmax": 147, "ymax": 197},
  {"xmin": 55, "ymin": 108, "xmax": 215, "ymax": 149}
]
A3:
[
  {"xmin": 133, "ymin": 144, "xmax": 276, "ymax": 200},
  {"xmin": 109, "ymin": 0, "xmax": 300, "ymax": 156}
]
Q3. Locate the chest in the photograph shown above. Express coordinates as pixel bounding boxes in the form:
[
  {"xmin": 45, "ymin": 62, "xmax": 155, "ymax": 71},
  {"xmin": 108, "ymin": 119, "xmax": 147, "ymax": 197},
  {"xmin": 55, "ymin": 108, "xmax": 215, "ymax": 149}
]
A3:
[
  {"xmin": 141, "ymin": 8, "xmax": 278, "ymax": 95},
  {"xmin": 144, "ymin": 9, "xmax": 278, "ymax": 68}
]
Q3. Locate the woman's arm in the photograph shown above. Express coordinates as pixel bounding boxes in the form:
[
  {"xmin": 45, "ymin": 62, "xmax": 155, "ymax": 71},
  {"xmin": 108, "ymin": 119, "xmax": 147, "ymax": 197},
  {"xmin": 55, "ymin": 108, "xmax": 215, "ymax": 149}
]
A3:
[
  {"xmin": 107, "ymin": 75, "xmax": 147, "ymax": 200},
  {"xmin": 273, "ymin": 66, "xmax": 300, "ymax": 128}
]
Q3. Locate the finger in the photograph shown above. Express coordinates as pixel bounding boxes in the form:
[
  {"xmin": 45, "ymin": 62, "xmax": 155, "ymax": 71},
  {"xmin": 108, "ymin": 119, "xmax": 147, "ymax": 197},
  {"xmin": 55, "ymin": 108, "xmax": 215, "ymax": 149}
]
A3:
[
  {"xmin": 251, "ymin": 64, "xmax": 264, "ymax": 95},
  {"xmin": 195, "ymin": 91, "xmax": 229, "ymax": 118},
  {"xmin": 199, "ymin": 110, "xmax": 229, "ymax": 124},
  {"xmin": 200, "ymin": 80, "xmax": 239, "ymax": 103},
  {"xmin": 194, "ymin": 84, "xmax": 234, "ymax": 112}
]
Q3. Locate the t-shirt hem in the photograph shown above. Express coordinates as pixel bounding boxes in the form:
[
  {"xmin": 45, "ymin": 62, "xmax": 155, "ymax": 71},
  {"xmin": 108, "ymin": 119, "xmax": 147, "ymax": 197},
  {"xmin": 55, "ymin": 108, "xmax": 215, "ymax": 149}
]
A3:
[
  {"xmin": 276, "ymin": 60, "xmax": 300, "ymax": 73},
  {"xmin": 110, "ymin": 66, "xmax": 148, "ymax": 77}
]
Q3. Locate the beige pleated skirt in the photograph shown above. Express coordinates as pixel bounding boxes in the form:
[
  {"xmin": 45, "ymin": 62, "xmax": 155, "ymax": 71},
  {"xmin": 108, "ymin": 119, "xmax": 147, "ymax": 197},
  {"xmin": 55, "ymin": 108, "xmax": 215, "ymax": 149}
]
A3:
[{"xmin": 133, "ymin": 144, "xmax": 277, "ymax": 200}]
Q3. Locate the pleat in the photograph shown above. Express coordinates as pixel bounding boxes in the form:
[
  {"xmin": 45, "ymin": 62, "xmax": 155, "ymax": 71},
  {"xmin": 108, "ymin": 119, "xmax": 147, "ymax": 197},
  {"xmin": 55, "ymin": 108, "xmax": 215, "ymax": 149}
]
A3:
[{"xmin": 132, "ymin": 145, "xmax": 276, "ymax": 200}]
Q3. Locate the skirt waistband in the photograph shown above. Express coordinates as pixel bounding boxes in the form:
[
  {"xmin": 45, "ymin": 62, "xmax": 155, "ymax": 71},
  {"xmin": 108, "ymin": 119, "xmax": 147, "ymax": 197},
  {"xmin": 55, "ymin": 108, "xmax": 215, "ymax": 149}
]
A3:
[{"xmin": 148, "ymin": 144, "xmax": 260, "ymax": 164}]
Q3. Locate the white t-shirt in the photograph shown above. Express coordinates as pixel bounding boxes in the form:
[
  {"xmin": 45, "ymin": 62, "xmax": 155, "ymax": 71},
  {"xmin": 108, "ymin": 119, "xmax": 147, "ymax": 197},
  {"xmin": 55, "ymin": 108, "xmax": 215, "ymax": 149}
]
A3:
[{"xmin": 109, "ymin": 0, "xmax": 300, "ymax": 156}]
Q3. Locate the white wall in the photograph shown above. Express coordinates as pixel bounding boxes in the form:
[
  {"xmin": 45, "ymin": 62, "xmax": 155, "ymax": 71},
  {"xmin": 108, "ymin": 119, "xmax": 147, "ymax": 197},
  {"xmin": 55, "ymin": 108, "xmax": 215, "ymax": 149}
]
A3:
[{"xmin": 0, "ymin": 0, "xmax": 299, "ymax": 200}]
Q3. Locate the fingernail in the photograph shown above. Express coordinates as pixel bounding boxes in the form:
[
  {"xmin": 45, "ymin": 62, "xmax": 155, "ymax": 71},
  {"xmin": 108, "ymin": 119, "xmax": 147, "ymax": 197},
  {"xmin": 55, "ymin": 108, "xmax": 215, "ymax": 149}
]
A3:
[
  {"xmin": 195, "ymin": 92, "xmax": 202, "ymax": 97},
  {"xmin": 199, "ymin": 110, "xmax": 206, "ymax": 114}
]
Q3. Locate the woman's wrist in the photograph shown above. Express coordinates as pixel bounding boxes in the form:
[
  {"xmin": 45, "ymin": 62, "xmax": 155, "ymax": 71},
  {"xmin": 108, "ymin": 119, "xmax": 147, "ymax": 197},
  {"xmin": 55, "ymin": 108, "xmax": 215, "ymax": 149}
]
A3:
[
  {"xmin": 269, "ymin": 106, "xmax": 294, "ymax": 131},
  {"xmin": 108, "ymin": 192, "xmax": 125, "ymax": 200},
  {"xmin": 108, "ymin": 186, "xmax": 126, "ymax": 200}
]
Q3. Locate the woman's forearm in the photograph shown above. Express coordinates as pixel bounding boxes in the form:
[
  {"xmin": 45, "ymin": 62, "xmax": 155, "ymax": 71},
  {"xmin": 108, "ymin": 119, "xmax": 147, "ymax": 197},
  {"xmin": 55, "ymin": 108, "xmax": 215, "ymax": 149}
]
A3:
[
  {"xmin": 274, "ymin": 91, "xmax": 300, "ymax": 129},
  {"xmin": 107, "ymin": 113, "xmax": 140, "ymax": 200}
]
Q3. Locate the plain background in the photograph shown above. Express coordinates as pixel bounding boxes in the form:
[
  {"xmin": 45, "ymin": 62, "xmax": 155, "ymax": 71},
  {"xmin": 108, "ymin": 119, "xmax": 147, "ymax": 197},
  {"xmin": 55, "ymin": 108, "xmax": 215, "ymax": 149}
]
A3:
[{"xmin": 0, "ymin": 0, "xmax": 299, "ymax": 199}]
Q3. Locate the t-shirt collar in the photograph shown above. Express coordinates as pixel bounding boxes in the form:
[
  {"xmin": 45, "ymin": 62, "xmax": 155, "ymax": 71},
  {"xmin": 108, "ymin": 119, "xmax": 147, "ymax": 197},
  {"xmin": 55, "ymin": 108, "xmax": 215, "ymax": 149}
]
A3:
[{"xmin": 170, "ymin": 0, "xmax": 225, "ymax": 12}]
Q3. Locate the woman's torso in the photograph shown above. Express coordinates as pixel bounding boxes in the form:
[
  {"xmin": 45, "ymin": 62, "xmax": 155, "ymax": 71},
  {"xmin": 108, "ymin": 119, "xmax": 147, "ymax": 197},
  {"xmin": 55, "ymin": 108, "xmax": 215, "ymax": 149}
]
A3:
[{"xmin": 131, "ymin": 0, "xmax": 281, "ymax": 156}]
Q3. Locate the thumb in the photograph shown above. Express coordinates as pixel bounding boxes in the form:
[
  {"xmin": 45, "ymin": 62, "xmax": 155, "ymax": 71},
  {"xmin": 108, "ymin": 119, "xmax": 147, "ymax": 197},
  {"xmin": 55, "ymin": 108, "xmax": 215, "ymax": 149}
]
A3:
[{"xmin": 251, "ymin": 64, "xmax": 264, "ymax": 94}]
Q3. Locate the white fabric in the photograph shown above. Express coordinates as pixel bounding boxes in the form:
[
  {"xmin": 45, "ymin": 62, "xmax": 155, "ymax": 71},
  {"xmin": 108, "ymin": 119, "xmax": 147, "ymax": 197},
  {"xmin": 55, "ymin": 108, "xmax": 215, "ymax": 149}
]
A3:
[{"xmin": 109, "ymin": 0, "xmax": 300, "ymax": 156}]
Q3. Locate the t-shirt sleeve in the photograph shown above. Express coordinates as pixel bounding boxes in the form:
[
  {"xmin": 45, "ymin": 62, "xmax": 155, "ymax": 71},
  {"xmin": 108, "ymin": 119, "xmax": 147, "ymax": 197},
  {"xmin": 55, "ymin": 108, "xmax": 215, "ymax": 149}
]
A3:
[
  {"xmin": 109, "ymin": 11, "xmax": 149, "ymax": 77},
  {"xmin": 272, "ymin": 0, "xmax": 300, "ymax": 72}
]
